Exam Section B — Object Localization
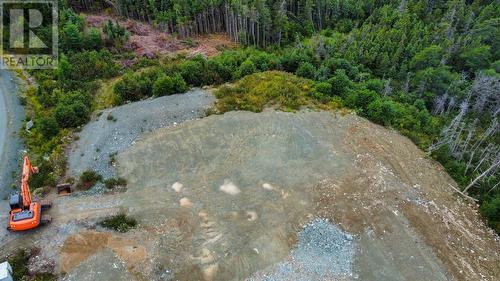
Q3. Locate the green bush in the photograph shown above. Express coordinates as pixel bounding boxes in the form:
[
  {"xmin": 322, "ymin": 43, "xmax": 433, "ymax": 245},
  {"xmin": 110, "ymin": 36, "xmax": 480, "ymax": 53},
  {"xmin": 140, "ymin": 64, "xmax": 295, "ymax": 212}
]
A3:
[
  {"xmin": 248, "ymin": 51, "xmax": 281, "ymax": 71},
  {"xmin": 206, "ymin": 59, "xmax": 232, "ymax": 84},
  {"xmin": 179, "ymin": 60, "xmax": 204, "ymax": 86},
  {"xmin": 104, "ymin": 177, "xmax": 128, "ymax": 189},
  {"xmin": 279, "ymin": 50, "xmax": 313, "ymax": 72},
  {"xmin": 61, "ymin": 23, "xmax": 83, "ymax": 52},
  {"xmin": 363, "ymin": 79, "xmax": 384, "ymax": 94},
  {"xmin": 315, "ymin": 82, "xmax": 333, "ymax": 96},
  {"xmin": 54, "ymin": 101, "xmax": 90, "ymax": 128},
  {"xmin": 28, "ymin": 160, "xmax": 56, "ymax": 190},
  {"xmin": 152, "ymin": 74, "xmax": 188, "ymax": 96},
  {"xmin": 37, "ymin": 116, "xmax": 60, "ymax": 139},
  {"xmin": 366, "ymin": 99, "xmax": 401, "ymax": 126},
  {"xmin": 99, "ymin": 212, "xmax": 137, "ymax": 232},
  {"xmin": 58, "ymin": 50, "xmax": 119, "ymax": 84},
  {"xmin": 153, "ymin": 75, "xmax": 174, "ymax": 96},
  {"xmin": 345, "ymin": 89, "xmax": 379, "ymax": 109},
  {"xmin": 237, "ymin": 59, "xmax": 257, "ymax": 78},
  {"xmin": 2, "ymin": 248, "xmax": 56, "ymax": 281},
  {"xmin": 5, "ymin": 249, "xmax": 30, "ymax": 281},
  {"xmin": 295, "ymin": 62, "xmax": 316, "ymax": 79},
  {"xmin": 480, "ymin": 196, "xmax": 500, "ymax": 233},
  {"xmin": 458, "ymin": 45, "xmax": 492, "ymax": 72},
  {"xmin": 315, "ymin": 66, "xmax": 331, "ymax": 81},
  {"xmin": 85, "ymin": 27, "xmax": 103, "ymax": 50},
  {"xmin": 410, "ymin": 45, "xmax": 443, "ymax": 71},
  {"xmin": 78, "ymin": 170, "xmax": 102, "ymax": 190},
  {"xmin": 327, "ymin": 69, "xmax": 352, "ymax": 97},
  {"xmin": 114, "ymin": 71, "xmax": 152, "ymax": 103}
]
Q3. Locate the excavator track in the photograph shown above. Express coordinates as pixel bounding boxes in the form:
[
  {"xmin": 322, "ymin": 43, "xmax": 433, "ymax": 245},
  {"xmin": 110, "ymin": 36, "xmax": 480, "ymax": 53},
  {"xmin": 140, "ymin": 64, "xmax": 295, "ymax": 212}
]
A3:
[
  {"xmin": 41, "ymin": 200, "xmax": 52, "ymax": 210},
  {"xmin": 41, "ymin": 215, "xmax": 52, "ymax": 225}
]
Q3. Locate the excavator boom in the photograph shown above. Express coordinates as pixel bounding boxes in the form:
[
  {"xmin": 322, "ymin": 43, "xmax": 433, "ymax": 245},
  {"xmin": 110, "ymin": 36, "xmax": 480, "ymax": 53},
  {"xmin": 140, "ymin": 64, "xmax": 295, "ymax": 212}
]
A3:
[
  {"xmin": 21, "ymin": 156, "xmax": 37, "ymax": 208},
  {"xmin": 7, "ymin": 156, "xmax": 51, "ymax": 231}
]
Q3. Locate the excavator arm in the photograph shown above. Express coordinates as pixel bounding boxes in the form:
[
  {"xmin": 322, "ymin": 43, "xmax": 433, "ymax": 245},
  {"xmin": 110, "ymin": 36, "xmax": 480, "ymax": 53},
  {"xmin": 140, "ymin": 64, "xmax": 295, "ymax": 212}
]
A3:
[
  {"xmin": 7, "ymin": 156, "xmax": 50, "ymax": 231},
  {"xmin": 20, "ymin": 156, "xmax": 38, "ymax": 208}
]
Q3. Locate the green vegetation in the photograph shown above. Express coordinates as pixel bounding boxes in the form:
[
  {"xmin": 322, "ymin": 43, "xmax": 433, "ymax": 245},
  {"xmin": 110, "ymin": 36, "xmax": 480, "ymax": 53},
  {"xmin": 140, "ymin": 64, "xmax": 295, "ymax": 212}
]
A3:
[
  {"xmin": 152, "ymin": 74, "xmax": 189, "ymax": 97},
  {"xmin": 106, "ymin": 114, "xmax": 117, "ymax": 122},
  {"xmin": 99, "ymin": 213, "xmax": 138, "ymax": 232},
  {"xmin": 77, "ymin": 170, "xmax": 102, "ymax": 190},
  {"xmin": 2, "ymin": 248, "xmax": 56, "ymax": 281},
  {"xmin": 22, "ymin": 1, "xmax": 499, "ymax": 233},
  {"xmin": 104, "ymin": 177, "xmax": 128, "ymax": 189},
  {"xmin": 7, "ymin": 249, "xmax": 29, "ymax": 281},
  {"xmin": 215, "ymin": 71, "xmax": 316, "ymax": 112}
]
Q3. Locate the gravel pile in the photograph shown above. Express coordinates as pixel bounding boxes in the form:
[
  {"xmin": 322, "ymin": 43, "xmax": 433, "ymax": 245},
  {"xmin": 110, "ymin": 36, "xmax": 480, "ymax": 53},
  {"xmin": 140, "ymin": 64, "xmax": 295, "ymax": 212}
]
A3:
[
  {"xmin": 68, "ymin": 88, "xmax": 214, "ymax": 182},
  {"xmin": 249, "ymin": 218, "xmax": 356, "ymax": 281}
]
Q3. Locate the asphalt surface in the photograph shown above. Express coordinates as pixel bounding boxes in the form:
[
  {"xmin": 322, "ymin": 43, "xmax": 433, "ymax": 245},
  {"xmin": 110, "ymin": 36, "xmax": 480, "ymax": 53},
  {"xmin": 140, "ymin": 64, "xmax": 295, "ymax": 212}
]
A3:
[{"xmin": 0, "ymin": 70, "xmax": 24, "ymax": 200}]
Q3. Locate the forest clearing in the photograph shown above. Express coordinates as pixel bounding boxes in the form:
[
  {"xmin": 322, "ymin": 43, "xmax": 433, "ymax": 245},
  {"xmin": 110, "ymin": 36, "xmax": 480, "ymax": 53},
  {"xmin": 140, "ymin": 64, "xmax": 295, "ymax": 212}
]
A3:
[
  {"xmin": 85, "ymin": 14, "xmax": 238, "ymax": 59},
  {"xmin": 0, "ymin": 1, "xmax": 499, "ymax": 280},
  {"xmin": 1, "ymin": 96, "xmax": 498, "ymax": 280}
]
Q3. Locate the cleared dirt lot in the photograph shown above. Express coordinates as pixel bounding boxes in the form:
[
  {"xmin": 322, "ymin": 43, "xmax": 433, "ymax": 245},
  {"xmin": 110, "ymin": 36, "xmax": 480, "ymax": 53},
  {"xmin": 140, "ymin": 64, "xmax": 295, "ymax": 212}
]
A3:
[
  {"xmin": 86, "ymin": 14, "xmax": 237, "ymax": 59},
  {"xmin": 1, "ymin": 109, "xmax": 499, "ymax": 281}
]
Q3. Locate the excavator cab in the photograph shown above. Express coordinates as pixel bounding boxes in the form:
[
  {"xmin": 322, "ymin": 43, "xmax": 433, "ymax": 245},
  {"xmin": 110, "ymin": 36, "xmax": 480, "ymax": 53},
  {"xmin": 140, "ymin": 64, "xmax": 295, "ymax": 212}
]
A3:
[{"xmin": 7, "ymin": 156, "xmax": 51, "ymax": 231}]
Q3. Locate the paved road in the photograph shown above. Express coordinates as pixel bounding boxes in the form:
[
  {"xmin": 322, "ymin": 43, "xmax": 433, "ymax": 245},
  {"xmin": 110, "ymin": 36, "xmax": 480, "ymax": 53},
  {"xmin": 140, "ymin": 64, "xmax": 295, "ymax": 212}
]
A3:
[{"xmin": 0, "ymin": 69, "xmax": 25, "ymax": 199}]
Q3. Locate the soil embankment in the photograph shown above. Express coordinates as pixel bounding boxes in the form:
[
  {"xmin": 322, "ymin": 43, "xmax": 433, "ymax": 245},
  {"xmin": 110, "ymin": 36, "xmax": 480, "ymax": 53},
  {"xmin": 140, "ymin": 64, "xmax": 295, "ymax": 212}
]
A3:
[{"xmin": 1, "ymin": 97, "xmax": 499, "ymax": 280}]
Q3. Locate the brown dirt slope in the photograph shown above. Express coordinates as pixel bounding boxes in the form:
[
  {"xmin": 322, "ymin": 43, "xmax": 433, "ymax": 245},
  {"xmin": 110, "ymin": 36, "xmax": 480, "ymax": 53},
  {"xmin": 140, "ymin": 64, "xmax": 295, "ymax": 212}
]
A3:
[{"xmin": 86, "ymin": 14, "xmax": 237, "ymax": 58}]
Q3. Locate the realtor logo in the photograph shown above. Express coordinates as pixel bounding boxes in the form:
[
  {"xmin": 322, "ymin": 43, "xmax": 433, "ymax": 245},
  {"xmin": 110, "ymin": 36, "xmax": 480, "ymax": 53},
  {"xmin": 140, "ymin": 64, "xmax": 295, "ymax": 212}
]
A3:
[{"xmin": 0, "ymin": 0, "xmax": 58, "ymax": 69}]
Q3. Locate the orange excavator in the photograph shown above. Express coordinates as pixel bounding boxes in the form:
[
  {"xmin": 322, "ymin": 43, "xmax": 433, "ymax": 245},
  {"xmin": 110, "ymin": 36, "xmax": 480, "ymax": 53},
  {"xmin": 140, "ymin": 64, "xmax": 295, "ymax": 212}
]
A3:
[{"xmin": 7, "ymin": 156, "xmax": 51, "ymax": 231}]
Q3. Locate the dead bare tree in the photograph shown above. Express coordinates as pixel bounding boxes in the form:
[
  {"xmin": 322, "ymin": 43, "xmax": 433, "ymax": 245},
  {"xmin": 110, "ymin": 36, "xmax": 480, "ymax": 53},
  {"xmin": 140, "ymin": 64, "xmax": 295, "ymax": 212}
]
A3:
[
  {"xmin": 383, "ymin": 78, "xmax": 393, "ymax": 97},
  {"xmin": 463, "ymin": 155, "xmax": 500, "ymax": 194},
  {"xmin": 433, "ymin": 93, "xmax": 448, "ymax": 115}
]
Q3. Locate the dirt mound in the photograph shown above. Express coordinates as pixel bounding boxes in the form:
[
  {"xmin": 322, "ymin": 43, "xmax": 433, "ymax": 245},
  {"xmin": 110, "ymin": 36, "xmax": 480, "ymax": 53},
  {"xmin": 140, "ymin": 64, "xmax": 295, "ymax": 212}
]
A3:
[
  {"xmin": 112, "ymin": 111, "xmax": 498, "ymax": 280},
  {"xmin": 60, "ymin": 230, "xmax": 147, "ymax": 274},
  {"xmin": 2, "ymin": 110, "xmax": 498, "ymax": 280}
]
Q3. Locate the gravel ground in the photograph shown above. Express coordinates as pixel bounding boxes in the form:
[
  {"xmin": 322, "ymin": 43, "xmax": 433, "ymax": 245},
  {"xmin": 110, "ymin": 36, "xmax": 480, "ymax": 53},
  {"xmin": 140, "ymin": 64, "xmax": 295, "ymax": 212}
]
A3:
[
  {"xmin": 3, "ymin": 109, "xmax": 499, "ymax": 281},
  {"xmin": 248, "ymin": 218, "xmax": 355, "ymax": 281},
  {"xmin": 68, "ymin": 88, "xmax": 214, "ymax": 181}
]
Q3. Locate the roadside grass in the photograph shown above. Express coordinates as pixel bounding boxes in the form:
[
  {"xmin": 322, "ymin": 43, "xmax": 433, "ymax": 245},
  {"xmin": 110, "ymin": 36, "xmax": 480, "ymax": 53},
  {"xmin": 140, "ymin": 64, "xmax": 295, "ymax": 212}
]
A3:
[{"xmin": 99, "ymin": 212, "xmax": 137, "ymax": 232}]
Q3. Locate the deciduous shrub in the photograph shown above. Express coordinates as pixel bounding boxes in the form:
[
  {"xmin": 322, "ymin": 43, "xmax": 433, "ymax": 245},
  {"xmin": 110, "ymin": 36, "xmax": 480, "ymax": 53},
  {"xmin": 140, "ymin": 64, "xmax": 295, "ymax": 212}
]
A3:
[
  {"xmin": 104, "ymin": 177, "xmax": 127, "ymax": 189},
  {"xmin": 99, "ymin": 212, "xmax": 137, "ymax": 232},
  {"xmin": 37, "ymin": 116, "xmax": 60, "ymax": 139},
  {"xmin": 77, "ymin": 170, "xmax": 102, "ymax": 190},
  {"xmin": 295, "ymin": 62, "xmax": 316, "ymax": 79}
]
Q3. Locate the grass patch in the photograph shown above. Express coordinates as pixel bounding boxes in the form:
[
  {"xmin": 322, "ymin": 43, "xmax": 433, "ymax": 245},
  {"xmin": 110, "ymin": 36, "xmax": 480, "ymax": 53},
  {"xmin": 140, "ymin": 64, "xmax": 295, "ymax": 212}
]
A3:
[
  {"xmin": 104, "ymin": 177, "xmax": 127, "ymax": 189},
  {"xmin": 108, "ymin": 152, "xmax": 117, "ymax": 166},
  {"xmin": 106, "ymin": 114, "xmax": 117, "ymax": 122},
  {"xmin": 95, "ymin": 77, "xmax": 121, "ymax": 109},
  {"xmin": 7, "ymin": 249, "xmax": 29, "ymax": 281},
  {"xmin": 2, "ymin": 248, "xmax": 56, "ymax": 281},
  {"xmin": 99, "ymin": 212, "xmax": 137, "ymax": 232},
  {"xmin": 77, "ymin": 170, "xmax": 102, "ymax": 190},
  {"xmin": 215, "ymin": 71, "xmax": 316, "ymax": 113}
]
